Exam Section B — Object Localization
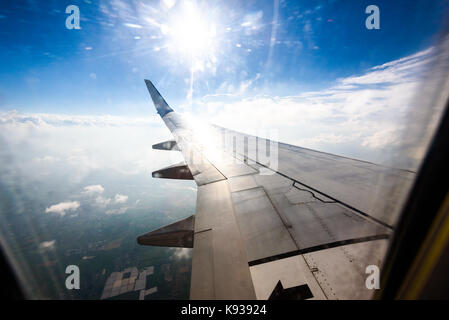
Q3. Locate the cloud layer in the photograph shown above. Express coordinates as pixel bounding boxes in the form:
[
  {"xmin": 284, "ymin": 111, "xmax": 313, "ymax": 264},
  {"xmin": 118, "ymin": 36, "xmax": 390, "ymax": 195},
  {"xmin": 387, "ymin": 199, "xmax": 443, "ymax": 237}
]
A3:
[
  {"xmin": 0, "ymin": 45, "xmax": 442, "ymax": 172},
  {"xmin": 184, "ymin": 46, "xmax": 436, "ymax": 168},
  {"xmin": 0, "ymin": 111, "xmax": 159, "ymax": 127}
]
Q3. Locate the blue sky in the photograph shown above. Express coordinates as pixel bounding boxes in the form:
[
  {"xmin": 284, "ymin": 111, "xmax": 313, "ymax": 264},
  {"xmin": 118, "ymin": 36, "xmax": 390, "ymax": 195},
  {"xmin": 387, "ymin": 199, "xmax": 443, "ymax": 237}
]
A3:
[{"xmin": 0, "ymin": 0, "xmax": 447, "ymax": 115}]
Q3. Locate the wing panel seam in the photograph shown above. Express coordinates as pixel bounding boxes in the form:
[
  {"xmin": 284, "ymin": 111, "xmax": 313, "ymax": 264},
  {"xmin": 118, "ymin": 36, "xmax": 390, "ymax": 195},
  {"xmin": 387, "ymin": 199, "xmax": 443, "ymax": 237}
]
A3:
[{"xmin": 247, "ymin": 234, "xmax": 390, "ymax": 267}]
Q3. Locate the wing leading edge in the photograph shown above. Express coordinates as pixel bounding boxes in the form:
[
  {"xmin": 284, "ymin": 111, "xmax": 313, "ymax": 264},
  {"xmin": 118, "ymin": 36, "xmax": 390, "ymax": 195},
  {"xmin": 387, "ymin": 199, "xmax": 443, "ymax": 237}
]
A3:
[{"xmin": 141, "ymin": 79, "xmax": 412, "ymax": 300}]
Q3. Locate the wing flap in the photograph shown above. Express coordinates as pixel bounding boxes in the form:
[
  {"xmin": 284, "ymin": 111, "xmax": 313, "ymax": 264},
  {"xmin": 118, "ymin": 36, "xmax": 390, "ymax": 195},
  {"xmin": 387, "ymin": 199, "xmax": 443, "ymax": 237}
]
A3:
[
  {"xmin": 191, "ymin": 180, "xmax": 256, "ymax": 299},
  {"xmin": 231, "ymin": 187, "xmax": 297, "ymax": 262}
]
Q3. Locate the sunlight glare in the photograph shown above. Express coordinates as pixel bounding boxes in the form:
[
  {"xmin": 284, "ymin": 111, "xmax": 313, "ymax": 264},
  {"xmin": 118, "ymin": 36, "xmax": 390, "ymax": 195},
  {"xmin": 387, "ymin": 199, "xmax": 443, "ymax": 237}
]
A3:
[{"xmin": 167, "ymin": 2, "xmax": 218, "ymax": 67}]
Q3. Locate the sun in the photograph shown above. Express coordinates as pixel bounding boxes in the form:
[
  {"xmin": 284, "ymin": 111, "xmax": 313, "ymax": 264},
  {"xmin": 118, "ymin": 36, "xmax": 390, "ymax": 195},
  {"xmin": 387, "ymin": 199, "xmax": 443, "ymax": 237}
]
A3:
[
  {"xmin": 170, "ymin": 5, "xmax": 216, "ymax": 55},
  {"xmin": 165, "ymin": 1, "xmax": 219, "ymax": 71}
]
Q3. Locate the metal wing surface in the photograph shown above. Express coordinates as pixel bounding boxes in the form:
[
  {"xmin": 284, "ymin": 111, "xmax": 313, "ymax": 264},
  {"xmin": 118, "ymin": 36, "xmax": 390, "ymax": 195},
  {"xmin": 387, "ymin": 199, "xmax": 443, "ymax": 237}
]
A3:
[{"xmin": 141, "ymin": 79, "xmax": 414, "ymax": 300}]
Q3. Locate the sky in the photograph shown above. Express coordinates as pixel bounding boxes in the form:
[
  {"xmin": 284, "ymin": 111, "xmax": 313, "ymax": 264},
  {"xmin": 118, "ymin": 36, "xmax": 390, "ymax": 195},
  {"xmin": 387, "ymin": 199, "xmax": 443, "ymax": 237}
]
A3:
[{"xmin": 0, "ymin": 0, "xmax": 448, "ymax": 164}]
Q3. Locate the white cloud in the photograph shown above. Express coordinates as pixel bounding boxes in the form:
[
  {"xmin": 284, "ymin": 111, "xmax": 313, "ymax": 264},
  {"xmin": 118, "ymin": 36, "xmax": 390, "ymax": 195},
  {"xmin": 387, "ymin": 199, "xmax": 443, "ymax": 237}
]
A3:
[
  {"xmin": 114, "ymin": 194, "xmax": 128, "ymax": 204},
  {"xmin": 95, "ymin": 196, "xmax": 112, "ymax": 207},
  {"xmin": 171, "ymin": 247, "xmax": 192, "ymax": 260},
  {"xmin": 39, "ymin": 240, "xmax": 56, "ymax": 251},
  {"xmin": 161, "ymin": 181, "xmax": 197, "ymax": 193},
  {"xmin": 45, "ymin": 201, "xmax": 80, "ymax": 216},
  {"xmin": 106, "ymin": 207, "xmax": 128, "ymax": 215},
  {"xmin": 296, "ymin": 133, "xmax": 357, "ymax": 146},
  {"xmin": 189, "ymin": 46, "xmax": 436, "ymax": 167},
  {"xmin": 361, "ymin": 126, "xmax": 402, "ymax": 149},
  {"xmin": 34, "ymin": 156, "xmax": 60, "ymax": 163},
  {"xmin": 123, "ymin": 23, "xmax": 143, "ymax": 29},
  {"xmin": 82, "ymin": 185, "xmax": 112, "ymax": 207},
  {"xmin": 83, "ymin": 184, "xmax": 104, "ymax": 194},
  {"xmin": 241, "ymin": 11, "xmax": 263, "ymax": 31}
]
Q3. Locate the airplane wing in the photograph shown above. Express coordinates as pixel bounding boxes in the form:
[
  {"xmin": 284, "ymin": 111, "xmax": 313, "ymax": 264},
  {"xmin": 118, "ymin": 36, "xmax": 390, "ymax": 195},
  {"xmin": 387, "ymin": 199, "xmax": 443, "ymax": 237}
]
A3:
[{"xmin": 139, "ymin": 79, "xmax": 415, "ymax": 300}]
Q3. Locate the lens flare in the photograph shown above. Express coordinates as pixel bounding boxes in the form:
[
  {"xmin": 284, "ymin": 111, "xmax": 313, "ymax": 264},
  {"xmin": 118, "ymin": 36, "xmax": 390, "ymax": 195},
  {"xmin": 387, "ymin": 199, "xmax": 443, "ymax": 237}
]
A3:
[{"xmin": 166, "ymin": 1, "xmax": 219, "ymax": 71}]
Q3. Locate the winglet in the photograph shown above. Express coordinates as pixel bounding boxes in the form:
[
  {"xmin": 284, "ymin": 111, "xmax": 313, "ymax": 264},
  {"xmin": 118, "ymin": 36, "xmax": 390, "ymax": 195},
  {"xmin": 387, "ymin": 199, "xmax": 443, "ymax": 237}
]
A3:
[{"xmin": 144, "ymin": 79, "xmax": 174, "ymax": 117}]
